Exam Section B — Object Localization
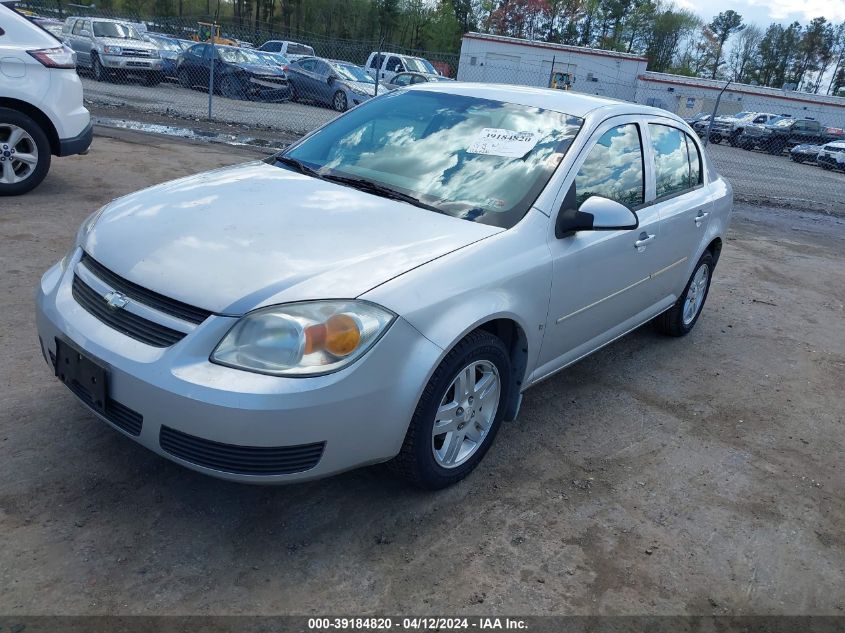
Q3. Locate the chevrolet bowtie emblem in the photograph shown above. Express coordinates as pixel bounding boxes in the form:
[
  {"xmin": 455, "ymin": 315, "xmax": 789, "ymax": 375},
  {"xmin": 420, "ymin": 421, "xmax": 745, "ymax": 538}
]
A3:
[{"xmin": 104, "ymin": 290, "xmax": 129, "ymax": 310}]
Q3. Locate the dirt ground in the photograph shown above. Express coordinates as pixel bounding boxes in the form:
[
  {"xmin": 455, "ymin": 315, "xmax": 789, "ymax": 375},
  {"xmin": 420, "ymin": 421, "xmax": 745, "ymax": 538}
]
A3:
[{"xmin": 1, "ymin": 129, "xmax": 843, "ymax": 616}]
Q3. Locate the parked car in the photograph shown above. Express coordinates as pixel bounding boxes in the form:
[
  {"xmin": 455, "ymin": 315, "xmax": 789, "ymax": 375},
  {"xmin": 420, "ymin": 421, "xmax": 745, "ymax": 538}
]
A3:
[
  {"xmin": 36, "ymin": 84, "xmax": 732, "ymax": 488},
  {"xmin": 685, "ymin": 113, "xmax": 711, "ymax": 136},
  {"xmin": 816, "ymin": 141, "xmax": 845, "ymax": 171},
  {"xmin": 176, "ymin": 43, "xmax": 291, "ymax": 102},
  {"xmin": 789, "ymin": 144, "xmax": 823, "ymax": 163},
  {"xmin": 708, "ymin": 111, "xmax": 781, "ymax": 146},
  {"xmin": 287, "ymin": 57, "xmax": 375, "ymax": 111},
  {"xmin": 381, "ymin": 71, "xmax": 453, "ymax": 90},
  {"xmin": 145, "ymin": 33, "xmax": 190, "ymax": 79},
  {"xmin": 62, "ymin": 16, "xmax": 163, "ymax": 85},
  {"xmin": 0, "ymin": 5, "xmax": 92, "ymax": 195},
  {"xmin": 365, "ymin": 51, "xmax": 437, "ymax": 82},
  {"xmin": 739, "ymin": 117, "xmax": 843, "ymax": 154},
  {"xmin": 258, "ymin": 39, "xmax": 314, "ymax": 61}
]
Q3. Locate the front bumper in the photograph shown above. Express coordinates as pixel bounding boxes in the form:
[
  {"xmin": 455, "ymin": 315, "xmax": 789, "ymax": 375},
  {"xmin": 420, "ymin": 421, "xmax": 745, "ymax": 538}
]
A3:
[
  {"xmin": 817, "ymin": 152, "xmax": 845, "ymax": 169},
  {"xmin": 57, "ymin": 121, "xmax": 93, "ymax": 157},
  {"xmin": 101, "ymin": 55, "xmax": 164, "ymax": 72},
  {"xmin": 35, "ymin": 252, "xmax": 443, "ymax": 483}
]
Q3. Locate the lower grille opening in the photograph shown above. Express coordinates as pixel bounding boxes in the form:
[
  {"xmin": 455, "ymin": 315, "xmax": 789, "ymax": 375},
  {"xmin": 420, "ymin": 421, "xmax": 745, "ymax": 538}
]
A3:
[
  {"xmin": 159, "ymin": 425, "xmax": 324, "ymax": 476},
  {"xmin": 65, "ymin": 380, "xmax": 143, "ymax": 436}
]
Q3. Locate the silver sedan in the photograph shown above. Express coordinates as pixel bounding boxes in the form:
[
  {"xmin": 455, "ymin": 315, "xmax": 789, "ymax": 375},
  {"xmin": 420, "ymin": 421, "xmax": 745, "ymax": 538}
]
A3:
[{"xmin": 36, "ymin": 84, "xmax": 732, "ymax": 489}]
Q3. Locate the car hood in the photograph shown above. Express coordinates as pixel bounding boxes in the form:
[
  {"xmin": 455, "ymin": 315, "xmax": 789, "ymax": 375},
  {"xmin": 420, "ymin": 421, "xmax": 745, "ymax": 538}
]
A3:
[
  {"xmin": 232, "ymin": 62, "xmax": 285, "ymax": 76},
  {"xmin": 82, "ymin": 161, "xmax": 501, "ymax": 315},
  {"xmin": 340, "ymin": 80, "xmax": 376, "ymax": 95},
  {"xmin": 99, "ymin": 37, "xmax": 157, "ymax": 50}
]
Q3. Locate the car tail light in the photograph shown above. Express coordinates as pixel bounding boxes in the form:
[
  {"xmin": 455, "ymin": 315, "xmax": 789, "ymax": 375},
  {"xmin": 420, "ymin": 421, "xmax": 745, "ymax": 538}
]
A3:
[{"xmin": 27, "ymin": 46, "xmax": 76, "ymax": 69}]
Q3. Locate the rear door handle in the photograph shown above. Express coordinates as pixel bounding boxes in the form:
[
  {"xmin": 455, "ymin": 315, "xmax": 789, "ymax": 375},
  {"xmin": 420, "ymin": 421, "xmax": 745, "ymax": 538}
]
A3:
[
  {"xmin": 635, "ymin": 233, "xmax": 655, "ymax": 251},
  {"xmin": 695, "ymin": 210, "xmax": 710, "ymax": 226}
]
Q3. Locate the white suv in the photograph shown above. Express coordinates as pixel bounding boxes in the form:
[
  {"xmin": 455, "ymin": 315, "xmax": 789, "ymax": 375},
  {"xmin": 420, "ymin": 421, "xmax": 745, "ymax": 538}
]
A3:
[{"xmin": 0, "ymin": 5, "xmax": 92, "ymax": 195}]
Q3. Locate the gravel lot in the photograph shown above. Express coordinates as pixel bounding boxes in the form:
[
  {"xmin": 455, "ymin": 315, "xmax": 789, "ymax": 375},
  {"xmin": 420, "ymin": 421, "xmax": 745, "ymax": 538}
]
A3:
[{"xmin": 1, "ymin": 129, "xmax": 843, "ymax": 616}]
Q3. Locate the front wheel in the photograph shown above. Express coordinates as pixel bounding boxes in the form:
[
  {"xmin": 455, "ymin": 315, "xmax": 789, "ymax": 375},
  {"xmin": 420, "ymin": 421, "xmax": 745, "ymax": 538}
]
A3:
[
  {"xmin": 0, "ymin": 108, "xmax": 52, "ymax": 196},
  {"xmin": 655, "ymin": 252, "xmax": 714, "ymax": 337},
  {"xmin": 91, "ymin": 53, "xmax": 106, "ymax": 82},
  {"xmin": 332, "ymin": 90, "xmax": 348, "ymax": 112},
  {"xmin": 389, "ymin": 330, "xmax": 511, "ymax": 489}
]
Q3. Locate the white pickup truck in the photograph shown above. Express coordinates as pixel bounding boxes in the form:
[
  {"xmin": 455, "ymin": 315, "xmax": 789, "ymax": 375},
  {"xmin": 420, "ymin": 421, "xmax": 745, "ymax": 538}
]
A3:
[{"xmin": 364, "ymin": 51, "xmax": 438, "ymax": 83}]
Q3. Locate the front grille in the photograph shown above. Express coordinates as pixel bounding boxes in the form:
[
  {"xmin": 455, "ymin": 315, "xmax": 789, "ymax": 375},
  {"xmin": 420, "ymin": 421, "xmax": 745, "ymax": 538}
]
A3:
[
  {"xmin": 80, "ymin": 253, "xmax": 211, "ymax": 325},
  {"xmin": 159, "ymin": 425, "xmax": 325, "ymax": 476},
  {"xmin": 121, "ymin": 48, "xmax": 154, "ymax": 57},
  {"xmin": 72, "ymin": 275, "xmax": 186, "ymax": 347},
  {"xmin": 65, "ymin": 379, "xmax": 143, "ymax": 436}
]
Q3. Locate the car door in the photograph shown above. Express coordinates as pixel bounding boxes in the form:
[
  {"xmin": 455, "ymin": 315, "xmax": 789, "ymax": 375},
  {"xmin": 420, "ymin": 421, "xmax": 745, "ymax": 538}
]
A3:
[
  {"xmin": 311, "ymin": 60, "xmax": 334, "ymax": 103},
  {"xmin": 292, "ymin": 58, "xmax": 321, "ymax": 101},
  {"xmin": 536, "ymin": 117, "xmax": 664, "ymax": 376},
  {"xmin": 70, "ymin": 19, "xmax": 90, "ymax": 66},
  {"xmin": 381, "ymin": 55, "xmax": 405, "ymax": 82},
  {"xmin": 182, "ymin": 44, "xmax": 208, "ymax": 85},
  {"xmin": 641, "ymin": 120, "xmax": 713, "ymax": 302}
]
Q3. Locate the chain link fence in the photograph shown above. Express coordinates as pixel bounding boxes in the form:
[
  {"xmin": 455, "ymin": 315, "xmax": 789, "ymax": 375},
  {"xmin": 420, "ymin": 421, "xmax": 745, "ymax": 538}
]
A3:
[{"xmin": 22, "ymin": 1, "xmax": 845, "ymax": 214}]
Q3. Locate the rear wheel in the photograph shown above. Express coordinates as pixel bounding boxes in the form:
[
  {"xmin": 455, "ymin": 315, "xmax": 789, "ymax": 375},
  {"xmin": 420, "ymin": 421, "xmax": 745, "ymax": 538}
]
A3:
[
  {"xmin": 655, "ymin": 252, "xmax": 714, "ymax": 337},
  {"xmin": 389, "ymin": 330, "xmax": 511, "ymax": 489},
  {"xmin": 0, "ymin": 109, "xmax": 52, "ymax": 196}
]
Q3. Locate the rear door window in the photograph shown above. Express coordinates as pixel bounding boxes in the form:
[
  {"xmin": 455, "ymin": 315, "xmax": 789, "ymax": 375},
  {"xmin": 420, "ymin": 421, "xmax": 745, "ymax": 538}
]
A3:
[{"xmin": 649, "ymin": 124, "xmax": 691, "ymax": 199}]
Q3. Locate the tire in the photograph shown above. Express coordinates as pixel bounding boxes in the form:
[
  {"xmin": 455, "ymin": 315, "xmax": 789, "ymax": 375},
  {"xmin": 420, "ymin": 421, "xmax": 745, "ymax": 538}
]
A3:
[
  {"xmin": 388, "ymin": 330, "xmax": 512, "ymax": 489},
  {"xmin": 655, "ymin": 252, "xmax": 714, "ymax": 337},
  {"xmin": 220, "ymin": 76, "xmax": 240, "ymax": 100},
  {"xmin": 177, "ymin": 68, "xmax": 192, "ymax": 89},
  {"xmin": 91, "ymin": 53, "xmax": 106, "ymax": 82},
  {"xmin": 0, "ymin": 108, "xmax": 52, "ymax": 196},
  {"xmin": 819, "ymin": 162, "xmax": 832, "ymax": 170},
  {"xmin": 332, "ymin": 90, "xmax": 348, "ymax": 112},
  {"xmin": 142, "ymin": 72, "xmax": 161, "ymax": 87}
]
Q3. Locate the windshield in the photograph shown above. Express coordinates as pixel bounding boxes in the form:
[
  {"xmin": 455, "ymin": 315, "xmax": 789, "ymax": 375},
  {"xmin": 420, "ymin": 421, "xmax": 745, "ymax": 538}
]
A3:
[
  {"xmin": 403, "ymin": 57, "xmax": 436, "ymax": 73},
  {"xmin": 218, "ymin": 47, "xmax": 263, "ymax": 64},
  {"xmin": 93, "ymin": 21, "xmax": 143, "ymax": 39},
  {"xmin": 333, "ymin": 63, "xmax": 374, "ymax": 83},
  {"xmin": 281, "ymin": 91, "xmax": 583, "ymax": 229},
  {"xmin": 288, "ymin": 43, "xmax": 314, "ymax": 55}
]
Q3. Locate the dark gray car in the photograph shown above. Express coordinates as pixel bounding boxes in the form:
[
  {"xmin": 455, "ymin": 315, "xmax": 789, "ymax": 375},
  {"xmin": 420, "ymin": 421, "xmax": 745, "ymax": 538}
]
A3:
[{"xmin": 286, "ymin": 57, "xmax": 376, "ymax": 111}]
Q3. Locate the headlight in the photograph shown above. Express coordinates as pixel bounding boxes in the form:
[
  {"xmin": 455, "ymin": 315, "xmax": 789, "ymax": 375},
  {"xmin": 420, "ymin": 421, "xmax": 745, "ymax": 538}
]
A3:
[
  {"xmin": 103, "ymin": 45, "xmax": 123, "ymax": 55},
  {"xmin": 211, "ymin": 300, "xmax": 395, "ymax": 377}
]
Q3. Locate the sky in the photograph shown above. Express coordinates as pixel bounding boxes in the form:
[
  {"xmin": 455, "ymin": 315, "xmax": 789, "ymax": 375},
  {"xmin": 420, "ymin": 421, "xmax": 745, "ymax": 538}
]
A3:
[{"xmin": 677, "ymin": 0, "xmax": 845, "ymax": 26}]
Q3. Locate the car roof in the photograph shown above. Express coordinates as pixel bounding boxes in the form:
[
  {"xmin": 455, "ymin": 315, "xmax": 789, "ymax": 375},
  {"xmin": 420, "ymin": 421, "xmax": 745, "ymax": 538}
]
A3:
[{"xmin": 405, "ymin": 82, "xmax": 678, "ymax": 120}]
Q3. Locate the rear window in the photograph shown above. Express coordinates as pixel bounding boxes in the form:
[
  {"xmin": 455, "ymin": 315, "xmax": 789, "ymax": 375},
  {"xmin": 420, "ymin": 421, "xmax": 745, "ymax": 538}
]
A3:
[{"xmin": 287, "ymin": 43, "xmax": 313, "ymax": 55}]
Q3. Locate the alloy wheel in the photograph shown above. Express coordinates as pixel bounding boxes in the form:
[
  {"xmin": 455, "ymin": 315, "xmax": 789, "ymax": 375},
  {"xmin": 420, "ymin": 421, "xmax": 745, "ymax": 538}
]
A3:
[
  {"xmin": 682, "ymin": 263, "xmax": 710, "ymax": 326},
  {"xmin": 432, "ymin": 360, "xmax": 501, "ymax": 469},
  {"xmin": 0, "ymin": 124, "xmax": 39, "ymax": 185}
]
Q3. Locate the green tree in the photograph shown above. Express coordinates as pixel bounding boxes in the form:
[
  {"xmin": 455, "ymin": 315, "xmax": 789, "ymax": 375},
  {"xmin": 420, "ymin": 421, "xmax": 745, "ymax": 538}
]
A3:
[{"xmin": 708, "ymin": 10, "xmax": 744, "ymax": 79}]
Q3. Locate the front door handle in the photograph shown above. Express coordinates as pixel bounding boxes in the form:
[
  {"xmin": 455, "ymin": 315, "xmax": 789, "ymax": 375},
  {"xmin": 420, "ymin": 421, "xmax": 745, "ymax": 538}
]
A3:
[
  {"xmin": 635, "ymin": 232, "xmax": 655, "ymax": 251},
  {"xmin": 695, "ymin": 210, "xmax": 710, "ymax": 226}
]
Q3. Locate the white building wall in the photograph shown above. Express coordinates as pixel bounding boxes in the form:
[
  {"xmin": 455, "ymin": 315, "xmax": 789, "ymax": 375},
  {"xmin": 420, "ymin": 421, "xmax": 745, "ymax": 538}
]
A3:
[
  {"xmin": 457, "ymin": 33, "xmax": 647, "ymax": 102},
  {"xmin": 457, "ymin": 34, "xmax": 845, "ymax": 129}
]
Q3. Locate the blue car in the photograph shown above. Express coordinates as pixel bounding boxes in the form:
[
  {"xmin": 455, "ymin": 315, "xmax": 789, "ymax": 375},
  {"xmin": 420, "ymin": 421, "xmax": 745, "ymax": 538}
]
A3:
[
  {"xmin": 176, "ymin": 43, "xmax": 291, "ymax": 102},
  {"xmin": 145, "ymin": 33, "xmax": 191, "ymax": 79},
  {"xmin": 286, "ymin": 56, "xmax": 376, "ymax": 111}
]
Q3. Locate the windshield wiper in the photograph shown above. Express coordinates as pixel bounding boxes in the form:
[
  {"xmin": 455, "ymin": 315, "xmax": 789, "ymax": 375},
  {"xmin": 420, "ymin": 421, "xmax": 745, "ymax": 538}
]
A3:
[
  {"xmin": 320, "ymin": 174, "xmax": 443, "ymax": 214},
  {"xmin": 274, "ymin": 155, "xmax": 324, "ymax": 179}
]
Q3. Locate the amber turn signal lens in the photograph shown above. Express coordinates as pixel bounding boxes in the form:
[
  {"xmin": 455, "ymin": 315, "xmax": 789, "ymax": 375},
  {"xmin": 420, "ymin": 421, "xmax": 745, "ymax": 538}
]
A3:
[{"xmin": 324, "ymin": 314, "xmax": 361, "ymax": 357}]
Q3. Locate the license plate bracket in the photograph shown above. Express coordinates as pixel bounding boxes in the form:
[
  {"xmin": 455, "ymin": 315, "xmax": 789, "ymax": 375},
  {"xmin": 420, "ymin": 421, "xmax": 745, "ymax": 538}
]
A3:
[{"xmin": 54, "ymin": 338, "xmax": 108, "ymax": 414}]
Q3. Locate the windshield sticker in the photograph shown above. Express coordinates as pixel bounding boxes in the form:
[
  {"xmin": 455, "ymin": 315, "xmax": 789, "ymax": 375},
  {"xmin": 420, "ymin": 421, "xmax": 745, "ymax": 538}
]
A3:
[{"xmin": 467, "ymin": 128, "xmax": 538, "ymax": 158}]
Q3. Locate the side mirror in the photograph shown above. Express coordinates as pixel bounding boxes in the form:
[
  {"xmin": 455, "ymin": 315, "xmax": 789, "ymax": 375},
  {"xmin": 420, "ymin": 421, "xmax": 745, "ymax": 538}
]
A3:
[{"xmin": 556, "ymin": 194, "xmax": 638, "ymax": 238}]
